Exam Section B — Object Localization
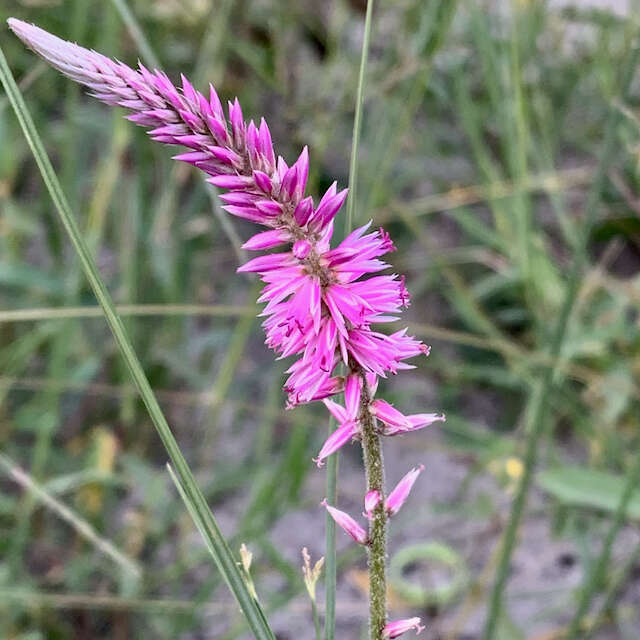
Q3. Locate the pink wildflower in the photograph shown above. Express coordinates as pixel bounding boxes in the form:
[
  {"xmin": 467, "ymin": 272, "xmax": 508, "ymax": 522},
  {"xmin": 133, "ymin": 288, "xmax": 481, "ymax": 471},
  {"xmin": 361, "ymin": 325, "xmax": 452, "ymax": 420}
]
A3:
[
  {"xmin": 7, "ymin": 17, "xmax": 432, "ymax": 407},
  {"xmin": 9, "ymin": 20, "xmax": 445, "ymax": 632}
]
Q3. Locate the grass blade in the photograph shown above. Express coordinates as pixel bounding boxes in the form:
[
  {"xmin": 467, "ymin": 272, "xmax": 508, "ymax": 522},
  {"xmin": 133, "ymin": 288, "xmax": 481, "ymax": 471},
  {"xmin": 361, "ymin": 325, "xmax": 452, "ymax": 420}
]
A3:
[
  {"xmin": 345, "ymin": 0, "xmax": 375, "ymax": 232},
  {"xmin": 324, "ymin": 4, "xmax": 376, "ymax": 638},
  {"xmin": 482, "ymin": 34, "xmax": 640, "ymax": 640},
  {"xmin": 0, "ymin": 304, "xmax": 256, "ymax": 323},
  {"xmin": 0, "ymin": 43, "xmax": 275, "ymax": 640},
  {"xmin": 324, "ymin": 415, "xmax": 338, "ymax": 640},
  {"xmin": 109, "ymin": 0, "xmax": 160, "ymax": 69},
  {"xmin": 166, "ymin": 464, "xmax": 273, "ymax": 634}
]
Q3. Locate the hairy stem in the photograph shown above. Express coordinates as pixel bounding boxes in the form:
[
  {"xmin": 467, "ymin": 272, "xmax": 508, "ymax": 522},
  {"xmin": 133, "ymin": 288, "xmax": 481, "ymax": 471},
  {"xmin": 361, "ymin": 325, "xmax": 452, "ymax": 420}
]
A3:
[{"xmin": 358, "ymin": 371, "xmax": 387, "ymax": 639}]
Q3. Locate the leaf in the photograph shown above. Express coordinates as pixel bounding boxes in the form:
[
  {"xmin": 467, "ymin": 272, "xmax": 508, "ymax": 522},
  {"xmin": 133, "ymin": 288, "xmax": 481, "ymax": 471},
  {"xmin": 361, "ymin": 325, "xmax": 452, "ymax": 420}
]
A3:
[{"xmin": 537, "ymin": 466, "xmax": 640, "ymax": 519}]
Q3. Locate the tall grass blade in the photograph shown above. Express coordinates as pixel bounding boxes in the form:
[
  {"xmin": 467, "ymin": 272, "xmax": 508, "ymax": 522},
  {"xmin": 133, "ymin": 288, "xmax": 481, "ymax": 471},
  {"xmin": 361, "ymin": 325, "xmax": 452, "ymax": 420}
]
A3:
[
  {"xmin": 109, "ymin": 0, "xmax": 160, "ymax": 69},
  {"xmin": 324, "ymin": 4, "xmax": 376, "ymax": 638},
  {"xmin": 324, "ymin": 416, "xmax": 338, "ymax": 640},
  {"xmin": 345, "ymin": 0, "xmax": 375, "ymax": 232},
  {"xmin": 0, "ymin": 43, "xmax": 275, "ymax": 640},
  {"xmin": 0, "ymin": 304, "xmax": 256, "ymax": 323},
  {"xmin": 482, "ymin": 35, "xmax": 640, "ymax": 640}
]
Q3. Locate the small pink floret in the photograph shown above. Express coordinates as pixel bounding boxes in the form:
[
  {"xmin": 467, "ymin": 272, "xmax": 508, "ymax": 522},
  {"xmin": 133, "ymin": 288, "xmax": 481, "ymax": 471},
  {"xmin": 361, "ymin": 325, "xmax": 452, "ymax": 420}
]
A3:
[
  {"xmin": 385, "ymin": 465, "xmax": 424, "ymax": 516},
  {"xmin": 364, "ymin": 490, "xmax": 381, "ymax": 519},
  {"xmin": 383, "ymin": 617, "xmax": 425, "ymax": 638},
  {"xmin": 321, "ymin": 500, "xmax": 368, "ymax": 545}
]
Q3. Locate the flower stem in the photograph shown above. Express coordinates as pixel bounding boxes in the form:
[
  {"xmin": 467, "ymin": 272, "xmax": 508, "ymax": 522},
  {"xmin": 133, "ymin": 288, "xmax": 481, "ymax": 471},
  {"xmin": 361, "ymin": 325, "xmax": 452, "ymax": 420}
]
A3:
[{"xmin": 359, "ymin": 372, "xmax": 387, "ymax": 639}]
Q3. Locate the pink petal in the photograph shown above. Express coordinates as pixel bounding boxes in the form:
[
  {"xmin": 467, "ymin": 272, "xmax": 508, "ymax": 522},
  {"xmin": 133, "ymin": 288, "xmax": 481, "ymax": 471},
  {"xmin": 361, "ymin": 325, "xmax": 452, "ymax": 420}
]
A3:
[
  {"xmin": 241, "ymin": 229, "xmax": 291, "ymax": 251},
  {"xmin": 344, "ymin": 374, "xmax": 363, "ymax": 419},
  {"xmin": 313, "ymin": 420, "xmax": 358, "ymax": 467},
  {"xmin": 383, "ymin": 618, "xmax": 425, "ymax": 638},
  {"xmin": 293, "ymin": 239, "xmax": 312, "ymax": 259},
  {"xmin": 364, "ymin": 490, "xmax": 381, "ymax": 519},
  {"xmin": 321, "ymin": 500, "xmax": 368, "ymax": 545},
  {"xmin": 385, "ymin": 465, "xmax": 424, "ymax": 516},
  {"xmin": 370, "ymin": 399, "xmax": 411, "ymax": 431}
]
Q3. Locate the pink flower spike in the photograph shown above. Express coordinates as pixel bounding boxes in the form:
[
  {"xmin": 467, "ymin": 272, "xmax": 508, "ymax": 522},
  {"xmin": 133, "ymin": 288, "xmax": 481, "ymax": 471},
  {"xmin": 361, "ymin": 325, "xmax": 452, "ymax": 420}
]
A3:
[
  {"xmin": 321, "ymin": 500, "xmax": 368, "ymax": 545},
  {"xmin": 364, "ymin": 490, "xmax": 381, "ymax": 519},
  {"xmin": 385, "ymin": 465, "xmax": 424, "ymax": 516},
  {"xmin": 383, "ymin": 618, "xmax": 425, "ymax": 638},
  {"xmin": 313, "ymin": 420, "xmax": 358, "ymax": 467}
]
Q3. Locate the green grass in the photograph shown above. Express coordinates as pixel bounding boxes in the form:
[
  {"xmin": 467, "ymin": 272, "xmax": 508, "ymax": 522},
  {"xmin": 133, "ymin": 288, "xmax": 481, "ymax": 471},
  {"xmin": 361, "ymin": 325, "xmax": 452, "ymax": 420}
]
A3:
[{"xmin": 2, "ymin": 1, "xmax": 640, "ymax": 638}]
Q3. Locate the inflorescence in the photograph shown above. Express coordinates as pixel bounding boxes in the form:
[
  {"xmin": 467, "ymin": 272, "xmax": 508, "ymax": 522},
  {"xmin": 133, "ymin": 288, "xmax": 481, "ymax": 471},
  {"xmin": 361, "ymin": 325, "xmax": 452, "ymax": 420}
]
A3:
[{"xmin": 9, "ymin": 19, "xmax": 444, "ymax": 638}]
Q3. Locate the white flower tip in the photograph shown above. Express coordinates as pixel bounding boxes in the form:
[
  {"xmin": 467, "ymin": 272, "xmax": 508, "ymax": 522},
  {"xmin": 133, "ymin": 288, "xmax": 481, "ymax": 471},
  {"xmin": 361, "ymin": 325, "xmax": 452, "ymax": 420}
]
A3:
[
  {"xmin": 7, "ymin": 18, "xmax": 26, "ymax": 32},
  {"xmin": 313, "ymin": 457, "xmax": 325, "ymax": 468}
]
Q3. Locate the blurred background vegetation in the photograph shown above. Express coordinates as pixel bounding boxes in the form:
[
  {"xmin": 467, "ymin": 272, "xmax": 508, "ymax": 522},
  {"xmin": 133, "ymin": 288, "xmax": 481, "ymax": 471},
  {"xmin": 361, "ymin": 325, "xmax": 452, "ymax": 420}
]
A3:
[{"xmin": 2, "ymin": 0, "xmax": 640, "ymax": 638}]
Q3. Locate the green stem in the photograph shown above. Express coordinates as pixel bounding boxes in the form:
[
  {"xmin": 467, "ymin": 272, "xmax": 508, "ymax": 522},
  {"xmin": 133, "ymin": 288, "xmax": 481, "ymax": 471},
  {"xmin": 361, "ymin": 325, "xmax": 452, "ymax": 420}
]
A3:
[
  {"xmin": 346, "ymin": 0, "xmax": 375, "ymax": 231},
  {"xmin": 311, "ymin": 599, "xmax": 322, "ymax": 640},
  {"xmin": 482, "ymin": 34, "xmax": 640, "ymax": 640},
  {"xmin": 324, "ymin": 416, "xmax": 338, "ymax": 640},
  {"xmin": 359, "ymin": 372, "xmax": 387, "ymax": 639}
]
